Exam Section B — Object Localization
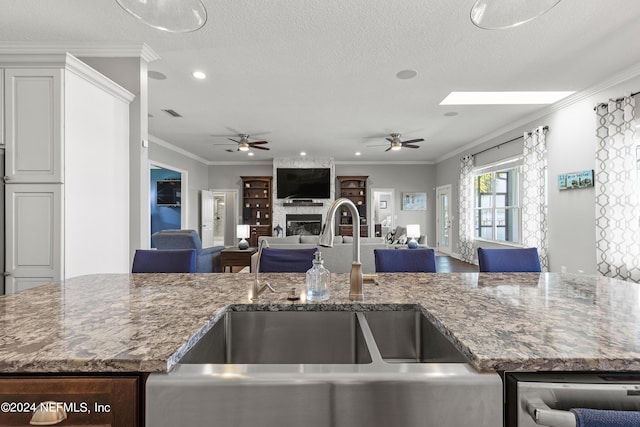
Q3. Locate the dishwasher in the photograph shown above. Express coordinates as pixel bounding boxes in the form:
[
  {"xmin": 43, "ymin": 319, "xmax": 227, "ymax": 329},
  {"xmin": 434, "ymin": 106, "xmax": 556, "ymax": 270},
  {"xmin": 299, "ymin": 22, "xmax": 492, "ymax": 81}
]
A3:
[{"xmin": 505, "ymin": 372, "xmax": 640, "ymax": 426}]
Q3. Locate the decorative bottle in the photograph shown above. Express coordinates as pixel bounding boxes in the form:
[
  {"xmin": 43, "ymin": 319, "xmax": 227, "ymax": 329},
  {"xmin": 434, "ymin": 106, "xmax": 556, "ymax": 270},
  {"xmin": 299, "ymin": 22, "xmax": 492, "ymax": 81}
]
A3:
[{"xmin": 306, "ymin": 251, "xmax": 330, "ymax": 302}]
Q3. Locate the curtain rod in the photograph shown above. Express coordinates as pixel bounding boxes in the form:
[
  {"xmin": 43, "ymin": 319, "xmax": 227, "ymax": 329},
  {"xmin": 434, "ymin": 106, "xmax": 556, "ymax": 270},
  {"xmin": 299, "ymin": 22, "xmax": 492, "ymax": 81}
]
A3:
[
  {"xmin": 593, "ymin": 90, "xmax": 640, "ymax": 110},
  {"xmin": 470, "ymin": 125, "xmax": 549, "ymax": 158}
]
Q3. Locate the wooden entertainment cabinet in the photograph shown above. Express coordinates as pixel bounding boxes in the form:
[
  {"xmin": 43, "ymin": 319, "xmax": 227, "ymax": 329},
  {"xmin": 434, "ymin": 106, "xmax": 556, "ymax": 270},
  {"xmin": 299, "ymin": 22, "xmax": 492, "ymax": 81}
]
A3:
[
  {"xmin": 336, "ymin": 176, "xmax": 368, "ymax": 237},
  {"xmin": 241, "ymin": 176, "xmax": 272, "ymax": 246}
]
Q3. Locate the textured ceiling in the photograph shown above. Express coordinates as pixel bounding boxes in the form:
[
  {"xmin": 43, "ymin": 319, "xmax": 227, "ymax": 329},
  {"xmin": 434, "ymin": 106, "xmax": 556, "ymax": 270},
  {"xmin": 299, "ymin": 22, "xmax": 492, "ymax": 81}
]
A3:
[{"xmin": 2, "ymin": 0, "xmax": 640, "ymax": 163}]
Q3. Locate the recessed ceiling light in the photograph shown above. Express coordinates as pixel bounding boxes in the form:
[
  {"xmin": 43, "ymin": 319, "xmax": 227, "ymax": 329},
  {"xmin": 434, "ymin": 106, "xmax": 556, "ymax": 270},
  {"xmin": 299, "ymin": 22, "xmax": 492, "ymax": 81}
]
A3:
[
  {"xmin": 444, "ymin": 111, "xmax": 458, "ymax": 117},
  {"xmin": 300, "ymin": 152, "xmax": 306, "ymax": 156},
  {"xmin": 192, "ymin": 71, "xmax": 207, "ymax": 79},
  {"xmin": 440, "ymin": 91, "xmax": 574, "ymax": 105},
  {"xmin": 396, "ymin": 69, "xmax": 417, "ymax": 80},
  {"xmin": 355, "ymin": 152, "xmax": 361, "ymax": 156},
  {"xmin": 248, "ymin": 152, "xmax": 254, "ymax": 156}
]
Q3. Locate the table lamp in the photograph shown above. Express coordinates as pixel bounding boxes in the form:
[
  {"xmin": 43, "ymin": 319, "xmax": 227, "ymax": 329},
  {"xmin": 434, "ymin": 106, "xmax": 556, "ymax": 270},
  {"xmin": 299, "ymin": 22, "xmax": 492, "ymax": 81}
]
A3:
[
  {"xmin": 406, "ymin": 224, "xmax": 420, "ymax": 249},
  {"xmin": 237, "ymin": 224, "xmax": 250, "ymax": 250}
]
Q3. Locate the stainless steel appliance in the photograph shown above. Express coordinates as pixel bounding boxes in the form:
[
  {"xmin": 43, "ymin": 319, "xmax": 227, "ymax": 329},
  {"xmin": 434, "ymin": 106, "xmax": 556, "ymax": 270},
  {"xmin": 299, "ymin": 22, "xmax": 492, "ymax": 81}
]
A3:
[{"xmin": 505, "ymin": 372, "xmax": 640, "ymax": 426}]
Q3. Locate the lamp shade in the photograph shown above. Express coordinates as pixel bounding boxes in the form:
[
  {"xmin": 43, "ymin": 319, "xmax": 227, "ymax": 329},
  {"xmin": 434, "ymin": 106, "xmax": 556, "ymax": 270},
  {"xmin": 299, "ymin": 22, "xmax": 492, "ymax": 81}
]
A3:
[
  {"xmin": 406, "ymin": 224, "xmax": 420, "ymax": 239},
  {"xmin": 470, "ymin": 0, "xmax": 562, "ymax": 30},
  {"xmin": 115, "ymin": 0, "xmax": 207, "ymax": 33},
  {"xmin": 237, "ymin": 224, "xmax": 250, "ymax": 239}
]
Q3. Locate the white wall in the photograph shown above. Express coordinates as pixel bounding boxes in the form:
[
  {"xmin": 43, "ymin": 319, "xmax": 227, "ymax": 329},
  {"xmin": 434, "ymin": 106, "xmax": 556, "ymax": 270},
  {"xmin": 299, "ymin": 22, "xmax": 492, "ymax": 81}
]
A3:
[
  {"xmin": 436, "ymin": 72, "xmax": 640, "ymax": 273},
  {"xmin": 64, "ymin": 70, "xmax": 131, "ymax": 277}
]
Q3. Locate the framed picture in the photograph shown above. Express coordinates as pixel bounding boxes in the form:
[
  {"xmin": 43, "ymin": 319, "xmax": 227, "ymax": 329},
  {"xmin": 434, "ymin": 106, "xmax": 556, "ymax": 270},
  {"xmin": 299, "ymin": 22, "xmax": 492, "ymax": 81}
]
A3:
[
  {"xmin": 558, "ymin": 170, "xmax": 594, "ymax": 190},
  {"xmin": 402, "ymin": 192, "xmax": 427, "ymax": 210},
  {"xmin": 379, "ymin": 200, "xmax": 387, "ymax": 209}
]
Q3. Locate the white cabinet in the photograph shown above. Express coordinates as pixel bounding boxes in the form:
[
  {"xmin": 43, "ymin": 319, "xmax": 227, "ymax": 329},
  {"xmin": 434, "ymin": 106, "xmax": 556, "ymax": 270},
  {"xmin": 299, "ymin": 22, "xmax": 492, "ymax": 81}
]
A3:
[
  {"xmin": 4, "ymin": 184, "xmax": 62, "ymax": 294},
  {"xmin": 1, "ymin": 54, "xmax": 134, "ymax": 293},
  {"xmin": 4, "ymin": 68, "xmax": 63, "ymax": 183}
]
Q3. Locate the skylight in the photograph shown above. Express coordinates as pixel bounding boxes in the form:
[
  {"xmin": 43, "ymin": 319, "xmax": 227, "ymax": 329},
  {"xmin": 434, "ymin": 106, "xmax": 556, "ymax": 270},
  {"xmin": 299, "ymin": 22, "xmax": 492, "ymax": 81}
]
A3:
[{"xmin": 440, "ymin": 91, "xmax": 575, "ymax": 105}]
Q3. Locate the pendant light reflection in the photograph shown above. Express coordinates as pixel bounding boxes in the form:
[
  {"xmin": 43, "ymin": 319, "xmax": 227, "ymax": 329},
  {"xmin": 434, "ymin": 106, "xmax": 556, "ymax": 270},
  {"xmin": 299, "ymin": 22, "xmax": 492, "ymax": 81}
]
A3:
[
  {"xmin": 470, "ymin": 0, "xmax": 562, "ymax": 30},
  {"xmin": 115, "ymin": 0, "xmax": 207, "ymax": 33}
]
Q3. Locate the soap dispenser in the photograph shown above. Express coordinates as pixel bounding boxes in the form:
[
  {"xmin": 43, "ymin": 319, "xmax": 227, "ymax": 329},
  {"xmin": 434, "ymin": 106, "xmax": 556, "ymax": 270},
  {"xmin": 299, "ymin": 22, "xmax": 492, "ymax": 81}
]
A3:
[{"xmin": 306, "ymin": 251, "xmax": 330, "ymax": 302}]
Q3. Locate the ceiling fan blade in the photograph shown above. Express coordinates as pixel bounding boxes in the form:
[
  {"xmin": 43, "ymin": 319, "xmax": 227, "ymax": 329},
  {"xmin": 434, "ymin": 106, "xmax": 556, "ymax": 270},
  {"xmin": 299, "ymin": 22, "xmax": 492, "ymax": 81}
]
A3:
[
  {"xmin": 228, "ymin": 138, "xmax": 240, "ymax": 143},
  {"xmin": 253, "ymin": 145, "xmax": 270, "ymax": 150},
  {"xmin": 404, "ymin": 144, "xmax": 420, "ymax": 149},
  {"xmin": 385, "ymin": 147, "xmax": 392, "ymax": 152},
  {"xmin": 225, "ymin": 149, "xmax": 237, "ymax": 152},
  {"xmin": 385, "ymin": 137, "xmax": 394, "ymax": 143},
  {"xmin": 250, "ymin": 140, "xmax": 269, "ymax": 145},
  {"xmin": 213, "ymin": 142, "xmax": 237, "ymax": 146},
  {"xmin": 402, "ymin": 138, "xmax": 424, "ymax": 144}
]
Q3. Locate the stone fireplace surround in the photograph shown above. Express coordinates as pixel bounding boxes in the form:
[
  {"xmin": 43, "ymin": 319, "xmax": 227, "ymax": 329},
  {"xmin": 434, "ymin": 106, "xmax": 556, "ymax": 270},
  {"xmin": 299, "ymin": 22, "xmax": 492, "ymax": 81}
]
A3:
[{"xmin": 271, "ymin": 157, "xmax": 335, "ymax": 236}]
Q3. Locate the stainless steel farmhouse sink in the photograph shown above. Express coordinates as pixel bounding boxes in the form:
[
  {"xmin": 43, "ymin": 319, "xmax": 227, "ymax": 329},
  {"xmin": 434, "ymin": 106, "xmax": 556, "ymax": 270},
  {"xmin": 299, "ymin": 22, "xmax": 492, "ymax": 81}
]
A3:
[
  {"xmin": 146, "ymin": 307, "xmax": 502, "ymax": 427},
  {"xmin": 178, "ymin": 311, "xmax": 372, "ymax": 364}
]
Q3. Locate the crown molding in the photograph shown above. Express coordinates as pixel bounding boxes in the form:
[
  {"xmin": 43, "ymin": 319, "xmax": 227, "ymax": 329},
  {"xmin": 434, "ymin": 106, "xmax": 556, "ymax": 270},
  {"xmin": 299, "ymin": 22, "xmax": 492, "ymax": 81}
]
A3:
[
  {"xmin": 0, "ymin": 42, "xmax": 160, "ymax": 62},
  {"xmin": 148, "ymin": 135, "xmax": 210, "ymax": 165},
  {"xmin": 436, "ymin": 60, "xmax": 640, "ymax": 164},
  {"xmin": 334, "ymin": 160, "xmax": 434, "ymax": 165},
  {"xmin": 207, "ymin": 160, "xmax": 274, "ymax": 166},
  {"xmin": 65, "ymin": 54, "xmax": 134, "ymax": 103}
]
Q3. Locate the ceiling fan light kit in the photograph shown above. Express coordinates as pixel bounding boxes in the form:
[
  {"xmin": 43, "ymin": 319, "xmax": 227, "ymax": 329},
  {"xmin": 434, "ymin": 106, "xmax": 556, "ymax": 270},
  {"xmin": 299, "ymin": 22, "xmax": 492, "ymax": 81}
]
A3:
[
  {"xmin": 115, "ymin": 0, "xmax": 208, "ymax": 32},
  {"xmin": 215, "ymin": 134, "xmax": 271, "ymax": 153},
  {"xmin": 470, "ymin": 0, "xmax": 562, "ymax": 29}
]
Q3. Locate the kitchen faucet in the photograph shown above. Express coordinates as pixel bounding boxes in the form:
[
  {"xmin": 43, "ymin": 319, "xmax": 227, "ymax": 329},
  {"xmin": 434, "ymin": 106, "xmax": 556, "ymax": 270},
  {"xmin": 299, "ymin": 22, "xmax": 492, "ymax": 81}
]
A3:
[
  {"xmin": 319, "ymin": 198, "xmax": 363, "ymax": 301},
  {"xmin": 252, "ymin": 238, "xmax": 275, "ymax": 300}
]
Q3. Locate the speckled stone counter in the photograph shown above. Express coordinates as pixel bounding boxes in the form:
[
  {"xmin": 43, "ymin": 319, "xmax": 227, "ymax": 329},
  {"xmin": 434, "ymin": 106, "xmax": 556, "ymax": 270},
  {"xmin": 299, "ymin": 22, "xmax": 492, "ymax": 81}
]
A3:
[{"xmin": 1, "ymin": 272, "xmax": 640, "ymax": 374}]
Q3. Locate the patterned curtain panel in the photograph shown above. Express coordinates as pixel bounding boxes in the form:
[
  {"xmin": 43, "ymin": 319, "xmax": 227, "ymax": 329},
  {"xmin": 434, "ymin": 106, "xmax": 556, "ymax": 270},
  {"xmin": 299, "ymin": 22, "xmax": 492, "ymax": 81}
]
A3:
[
  {"xmin": 595, "ymin": 95, "xmax": 640, "ymax": 282},
  {"xmin": 459, "ymin": 155, "xmax": 475, "ymax": 263},
  {"xmin": 522, "ymin": 126, "xmax": 549, "ymax": 271}
]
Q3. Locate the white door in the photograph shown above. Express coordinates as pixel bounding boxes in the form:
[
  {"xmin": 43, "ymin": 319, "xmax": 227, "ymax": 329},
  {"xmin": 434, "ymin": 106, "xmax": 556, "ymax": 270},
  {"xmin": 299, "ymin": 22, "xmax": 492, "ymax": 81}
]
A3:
[
  {"xmin": 5, "ymin": 184, "xmax": 62, "ymax": 294},
  {"xmin": 436, "ymin": 185, "xmax": 452, "ymax": 255},
  {"xmin": 200, "ymin": 190, "xmax": 215, "ymax": 248}
]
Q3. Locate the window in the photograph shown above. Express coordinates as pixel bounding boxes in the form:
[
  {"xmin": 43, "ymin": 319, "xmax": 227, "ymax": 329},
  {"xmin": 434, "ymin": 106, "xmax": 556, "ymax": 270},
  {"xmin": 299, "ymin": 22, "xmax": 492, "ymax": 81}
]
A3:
[{"xmin": 474, "ymin": 159, "xmax": 521, "ymax": 243}]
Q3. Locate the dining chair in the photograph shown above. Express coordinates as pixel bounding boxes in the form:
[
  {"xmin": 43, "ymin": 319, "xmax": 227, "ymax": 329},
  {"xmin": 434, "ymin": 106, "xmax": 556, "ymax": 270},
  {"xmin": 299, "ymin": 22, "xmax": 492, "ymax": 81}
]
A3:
[
  {"xmin": 374, "ymin": 248, "xmax": 437, "ymax": 273},
  {"xmin": 476, "ymin": 247, "xmax": 541, "ymax": 272},
  {"xmin": 131, "ymin": 249, "xmax": 197, "ymax": 273},
  {"xmin": 259, "ymin": 247, "xmax": 318, "ymax": 272}
]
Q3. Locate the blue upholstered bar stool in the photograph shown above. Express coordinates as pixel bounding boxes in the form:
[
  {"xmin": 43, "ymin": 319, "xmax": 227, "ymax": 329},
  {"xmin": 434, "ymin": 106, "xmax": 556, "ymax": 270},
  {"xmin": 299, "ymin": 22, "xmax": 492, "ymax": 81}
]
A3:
[
  {"xmin": 476, "ymin": 247, "xmax": 541, "ymax": 272},
  {"xmin": 259, "ymin": 247, "xmax": 318, "ymax": 272},
  {"xmin": 131, "ymin": 249, "xmax": 197, "ymax": 273},
  {"xmin": 374, "ymin": 248, "xmax": 437, "ymax": 273}
]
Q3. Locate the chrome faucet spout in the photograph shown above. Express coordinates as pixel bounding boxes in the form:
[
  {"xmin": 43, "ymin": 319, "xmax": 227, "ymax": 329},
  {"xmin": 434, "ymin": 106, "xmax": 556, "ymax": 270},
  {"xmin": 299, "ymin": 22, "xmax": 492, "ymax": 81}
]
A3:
[
  {"xmin": 252, "ymin": 238, "xmax": 275, "ymax": 300},
  {"xmin": 319, "ymin": 198, "xmax": 363, "ymax": 301}
]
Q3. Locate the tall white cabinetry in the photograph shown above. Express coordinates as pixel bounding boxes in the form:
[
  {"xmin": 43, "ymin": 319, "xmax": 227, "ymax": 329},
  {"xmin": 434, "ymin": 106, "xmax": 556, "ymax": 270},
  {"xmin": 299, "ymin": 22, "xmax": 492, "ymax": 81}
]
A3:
[{"xmin": 1, "ymin": 54, "xmax": 134, "ymax": 294}]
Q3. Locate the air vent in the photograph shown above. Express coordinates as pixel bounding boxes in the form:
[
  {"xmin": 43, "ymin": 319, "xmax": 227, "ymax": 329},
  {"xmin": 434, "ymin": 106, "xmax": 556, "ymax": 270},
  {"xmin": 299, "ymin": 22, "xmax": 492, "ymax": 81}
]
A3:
[{"xmin": 161, "ymin": 109, "xmax": 183, "ymax": 118}]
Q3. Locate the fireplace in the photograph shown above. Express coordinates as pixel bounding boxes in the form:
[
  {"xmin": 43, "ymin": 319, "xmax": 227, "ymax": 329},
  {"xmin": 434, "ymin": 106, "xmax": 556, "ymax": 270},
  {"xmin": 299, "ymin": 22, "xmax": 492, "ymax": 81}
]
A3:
[{"xmin": 286, "ymin": 214, "xmax": 323, "ymax": 236}]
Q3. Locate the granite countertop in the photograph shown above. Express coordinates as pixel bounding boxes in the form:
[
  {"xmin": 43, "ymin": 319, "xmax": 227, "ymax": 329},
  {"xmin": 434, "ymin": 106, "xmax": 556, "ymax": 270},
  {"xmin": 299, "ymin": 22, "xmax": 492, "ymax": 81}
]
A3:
[{"xmin": 1, "ymin": 272, "xmax": 639, "ymax": 374}]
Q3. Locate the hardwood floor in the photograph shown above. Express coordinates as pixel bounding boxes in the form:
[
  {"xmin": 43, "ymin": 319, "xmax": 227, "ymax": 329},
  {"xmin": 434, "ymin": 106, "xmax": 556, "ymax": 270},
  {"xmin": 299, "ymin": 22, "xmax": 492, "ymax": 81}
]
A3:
[{"xmin": 435, "ymin": 255, "xmax": 478, "ymax": 273}]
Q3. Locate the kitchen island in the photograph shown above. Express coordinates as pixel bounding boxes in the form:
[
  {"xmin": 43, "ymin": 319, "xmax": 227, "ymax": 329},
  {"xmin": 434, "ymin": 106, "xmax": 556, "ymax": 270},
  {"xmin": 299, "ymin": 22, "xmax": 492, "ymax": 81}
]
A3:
[{"xmin": 1, "ymin": 271, "xmax": 639, "ymax": 374}]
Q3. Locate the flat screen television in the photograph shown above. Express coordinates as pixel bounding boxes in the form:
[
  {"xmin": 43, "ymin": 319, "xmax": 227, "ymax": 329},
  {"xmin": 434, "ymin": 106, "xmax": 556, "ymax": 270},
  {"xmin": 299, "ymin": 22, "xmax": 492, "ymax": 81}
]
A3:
[
  {"xmin": 276, "ymin": 168, "xmax": 331, "ymax": 199},
  {"xmin": 156, "ymin": 180, "xmax": 181, "ymax": 206}
]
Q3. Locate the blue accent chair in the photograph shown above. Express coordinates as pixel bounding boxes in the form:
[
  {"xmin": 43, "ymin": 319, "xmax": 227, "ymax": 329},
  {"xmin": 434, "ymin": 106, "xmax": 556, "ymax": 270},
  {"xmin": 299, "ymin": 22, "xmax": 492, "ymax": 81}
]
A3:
[
  {"xmin": 132, "ymin": 249, "xmax": 197, "ymax": 273},
  {"xmin": 151, "ymin": 229, "xmax": 224, "ymax": 273},
  {"xmin": 259, "ymin": 247, "xmax": 318, "ymax": 273},
  {"xmin": 477, "ymin": 247, "xmax": 541, "ymax": 272},
  {"xmin": 374, "ymin": 248, "xmax": 437, "ymax": 273}
]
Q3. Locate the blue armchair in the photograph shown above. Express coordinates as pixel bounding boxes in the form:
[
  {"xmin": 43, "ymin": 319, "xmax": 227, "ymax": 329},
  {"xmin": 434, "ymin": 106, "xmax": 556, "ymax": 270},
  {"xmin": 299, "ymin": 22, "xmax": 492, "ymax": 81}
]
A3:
[
  {"xmin": 477, "ymin": 247, "xmax": 541, "ymax": 272},
  {"xmin": 151, "ymin": 229, "xmax": 224, "ymax": 273}
]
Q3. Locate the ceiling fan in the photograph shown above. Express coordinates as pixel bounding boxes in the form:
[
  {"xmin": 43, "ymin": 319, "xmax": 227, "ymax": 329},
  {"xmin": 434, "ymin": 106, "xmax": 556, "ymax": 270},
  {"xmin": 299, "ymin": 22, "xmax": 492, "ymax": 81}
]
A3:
[
  {"xmin": 215, "ymin": 134, "xmax": 270, "ymax": 152},
  {"xmin": 370, "ymin": 133, "xmax": 425, "ymax": 152}
]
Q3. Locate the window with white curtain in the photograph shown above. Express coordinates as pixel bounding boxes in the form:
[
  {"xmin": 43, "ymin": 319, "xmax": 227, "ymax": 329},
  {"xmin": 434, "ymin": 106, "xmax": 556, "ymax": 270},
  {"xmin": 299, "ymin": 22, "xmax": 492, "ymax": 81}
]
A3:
[{"xmin": 473, "ymin": 158, "xmax": 522, "ymax": 243}]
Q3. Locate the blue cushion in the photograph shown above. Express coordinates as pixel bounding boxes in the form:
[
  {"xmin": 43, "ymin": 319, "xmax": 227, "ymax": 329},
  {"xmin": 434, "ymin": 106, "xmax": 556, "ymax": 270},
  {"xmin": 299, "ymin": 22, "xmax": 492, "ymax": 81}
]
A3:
[
  {"xmin": 477, "ymin": 247, "xmax": 541, "ymax": 272},
  {"xmin": 374, "ymin": 248, "xmax": 437, "ymax": 273},
  {"xmin": 259, "ymin": 247, "xmax": 318, "ymax": 273},
  {"xmin": 151, "ymin": 229, "xmax": 224, "ymax": 272},
  {"xmin": 132, "ymin": 249, "xmax": 196, "ymax": 273}
]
